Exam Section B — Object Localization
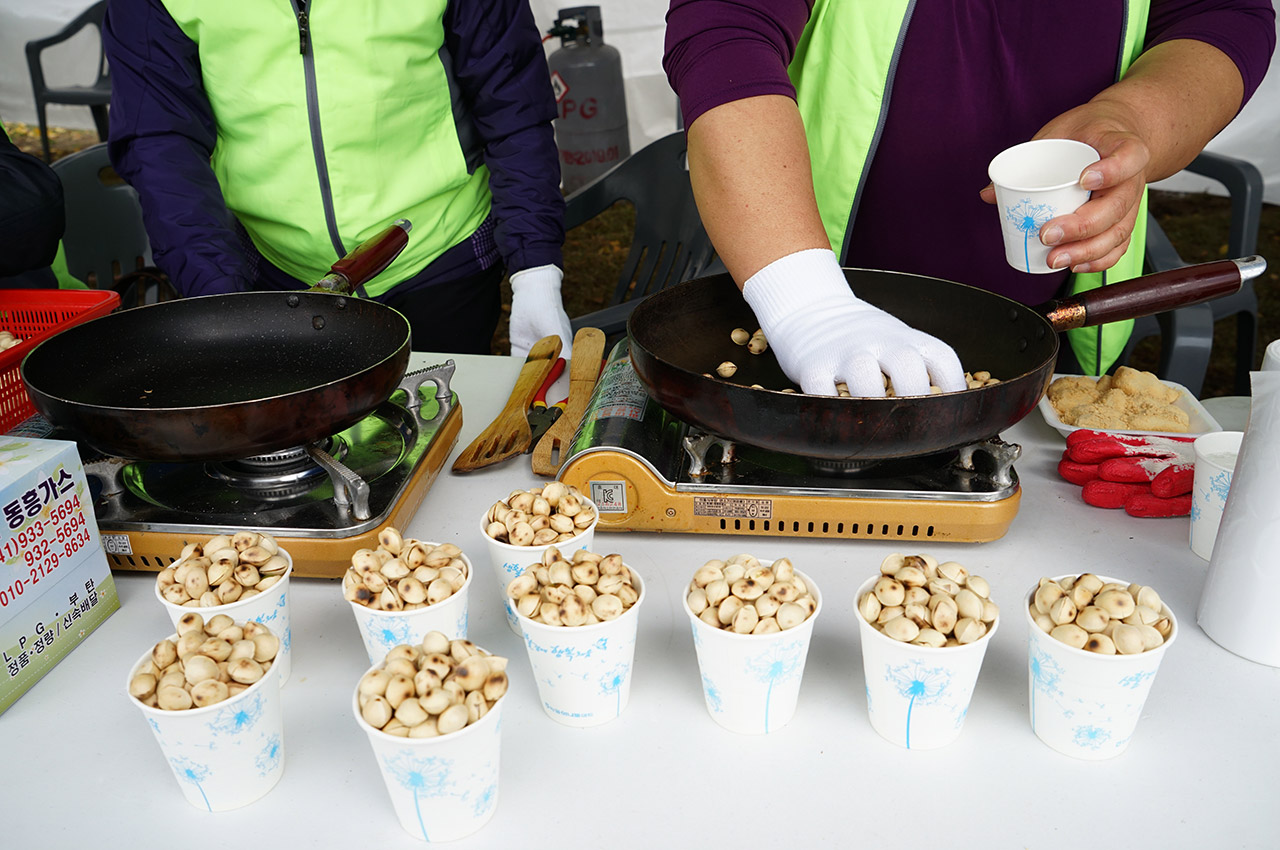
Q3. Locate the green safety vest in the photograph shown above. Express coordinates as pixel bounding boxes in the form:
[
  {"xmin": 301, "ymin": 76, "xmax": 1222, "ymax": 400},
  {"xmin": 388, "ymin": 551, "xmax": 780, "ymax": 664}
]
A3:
[
  {"xmin": 789, "ymin": 0, "xmax": 1151, "ymax": 375},
  {"xmin": 161, "ymin": 0, "xmax": 492, "ymax": 297}
]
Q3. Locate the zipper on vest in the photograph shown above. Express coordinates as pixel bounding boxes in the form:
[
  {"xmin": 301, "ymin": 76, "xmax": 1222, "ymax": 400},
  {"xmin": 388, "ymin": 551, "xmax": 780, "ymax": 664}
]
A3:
[
  {"xmin": 296, "ymin": 0, "xmax": 310, "ymax": 55},
  {"xmin": 290, "ymin": 0, "xmax": 348, "ymax": 261}
]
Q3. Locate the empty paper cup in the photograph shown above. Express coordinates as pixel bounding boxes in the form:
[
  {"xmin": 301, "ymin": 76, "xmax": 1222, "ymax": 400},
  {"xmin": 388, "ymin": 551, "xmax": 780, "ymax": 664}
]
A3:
[
  {"xmin": 1191, "ymin": 431, "xmax": 1243, "ymax": 560},
  {"xmin": 348, "ymin": 548, "xmax": 472, "ymax": 667},
  {"xmin": 854, "ymin": 575, "xmax": 998, "ymax": 750},
  {"xmin": 513, "ymin": 564, "xmax": 644, "ymax": 727},
  {"xmin": 684, "ymin": 568, "xmax": 822, "ymax": 735},
  {"xmin": 988, "ymin": 139, "xmax": 1100, "ymax": 274},
  {"xmin": 354, "ymin": 663, "xmax": 505, "ymax": 842},
  {"xmin": 127, "ymin": 635, "xmax": 285, "ymax": 811},
  {"xmin": 155, "ymin": 548, "xmax": 294, "ymax": 686},
  {"xmin": 481, "ymin": 495, "xmax": 597, "ymax": 634},
  {"xmin": 1025, "ymin": 576, "xmax": 1178, "ymax": 760},
  {"xmin": 1262, "ymin": 339, "xmax": 1280, "ymax": 372}
]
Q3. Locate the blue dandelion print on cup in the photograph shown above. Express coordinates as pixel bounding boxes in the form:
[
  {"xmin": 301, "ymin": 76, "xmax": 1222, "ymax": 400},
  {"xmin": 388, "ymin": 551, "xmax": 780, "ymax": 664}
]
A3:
[
  {"xmin": 885, "ymin": 661, "xmax": 951, "ymax": 749},
  {"xmin": 1119, "ymin": 669, "xmax": 1157, "ymax": 690},
  {"xmin": 381, "ymin": 752, "xmax": 457, "ymax": 842},
  {"xmin": 471, "ymin": 781, "xmax": 497, "ymax": 818},
  {"xmin": 371, "ymin": 617, "xmax": 415, "ymax": 656},
  {"xmin": 744, "ymin": 638, "xmax": 806, "ymax": 733},
  {"xmin": 256, "ymin": 734, "xmax": 283, "ymax": 777},
  {"xmin": 702, "ymin": 673, "xmax": 723, "ymax": 713},
  {"xmin": 1209, "ymin": 470, "xmax": 1232, "ymax": 502},
  {"xmin": 1073, "ymin": 725, "xmax": 1111, "ymax": 750},
  {"xmin": 599, "ymin": 662, "xmax": 630, "ymax": 717},
  {"xmin": 1005, "ymin": 198, "xmax": 1055, "ymax": 272},
  {"xmin": 1189, "ymin": 499, "xmax": 1202, "ymax": 523},
  {"xmin": 1029, "ymin": 638, "xmax": 1065, "ymax": 732},
  {"xmin": 208, "ymin": 691, "xmax": 265, "ymax": 737},
  {"xmin": 170, "ymin": 757, "xmax": 213, "ymax": 811}
]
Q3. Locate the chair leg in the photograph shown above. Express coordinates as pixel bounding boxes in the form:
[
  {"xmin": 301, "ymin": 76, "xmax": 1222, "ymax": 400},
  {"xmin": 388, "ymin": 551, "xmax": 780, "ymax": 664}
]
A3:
[
  {"xmin": 1153, "ymin": 304, "xmax": 1213, "ymax": 397},
  {"xmin": 1235, "ymin": 311, "xmax": 1258, "ymax": 396},
  {"xmin": 36, "ymin": 103, "xmax": 51, "ymax": 162},
  {"xmin": 89, "ymin": 104, "xmax": 109, "ymax": 142}
]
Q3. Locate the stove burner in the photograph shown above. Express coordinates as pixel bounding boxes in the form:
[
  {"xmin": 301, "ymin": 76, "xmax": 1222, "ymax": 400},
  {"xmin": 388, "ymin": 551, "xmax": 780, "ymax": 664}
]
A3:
[
  {"xmin": 804, "ymin": 456, "xmax": 889, "ymax": 476},
  {"xmin": 208, "ymin": 436, "xmax": 349, "ymax": 500}
]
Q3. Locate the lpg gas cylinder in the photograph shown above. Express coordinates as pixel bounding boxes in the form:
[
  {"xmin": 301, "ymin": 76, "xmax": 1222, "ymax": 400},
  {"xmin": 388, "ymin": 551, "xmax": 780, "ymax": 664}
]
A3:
[{"xmin": 547, "ymin": 6, "xmax": 630, "ymax": 193}]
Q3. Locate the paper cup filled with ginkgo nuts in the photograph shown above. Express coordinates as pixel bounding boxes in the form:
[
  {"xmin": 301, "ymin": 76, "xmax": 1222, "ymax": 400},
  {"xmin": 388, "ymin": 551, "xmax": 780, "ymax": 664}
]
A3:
[
  {"xmin": 854, "ymin": 553, "xmax": 1000, "ymax": 750},
  {"xmin": 482, "ymin": 483, "xmax": 598, "ymax": 633},
  {"xmin": 342, "ymin": 526, "xmax": 472, "ymax": 666},
  {"xmin": 126, "ymin": 620, "xmax": 285, "ymax": 812},
  {"xmin": 1026, "ymin": 574, "xmax": 1177, "ymax": 760},
  {"xmin": 506, "ymin": 546, "xmax": 643, "ymax": 727},
  {"xmin": 354, "ymin": 632, "xmax": 509, "ymax": 842},
  {"xmin": 155, "ymin": 531, "xmax": 293, "ymax": 685},
  {"xmin": 683, "ymin": 554, "xmax": 822, "ymax": 735}
]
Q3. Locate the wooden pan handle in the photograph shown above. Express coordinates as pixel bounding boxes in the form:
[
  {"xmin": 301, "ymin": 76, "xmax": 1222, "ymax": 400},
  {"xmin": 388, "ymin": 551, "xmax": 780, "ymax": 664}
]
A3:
[
  {"xmin": 313, "ymin": 219, "xmax": 412, "ymax": 294},
  {"xmin": 1039, "ymin": 256, "xmax": 1266, "ymax": 331}
]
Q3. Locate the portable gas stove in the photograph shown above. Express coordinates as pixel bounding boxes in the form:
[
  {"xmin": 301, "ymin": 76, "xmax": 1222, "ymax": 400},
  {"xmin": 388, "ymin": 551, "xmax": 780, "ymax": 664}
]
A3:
[
  {"xmin": 558, "ymin": 344, "xmax": 1021, "ymax": 543},
  {"xmin": 15, "ymin": 361, "xmax": 461, "ymax": 579}
]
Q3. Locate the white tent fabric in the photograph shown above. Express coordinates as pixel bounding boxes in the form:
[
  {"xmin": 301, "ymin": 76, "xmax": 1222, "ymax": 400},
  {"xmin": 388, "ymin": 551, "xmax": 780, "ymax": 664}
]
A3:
[{"xmin": 4, "ymin": 0, "xmax": 1277, "ymax": 203}]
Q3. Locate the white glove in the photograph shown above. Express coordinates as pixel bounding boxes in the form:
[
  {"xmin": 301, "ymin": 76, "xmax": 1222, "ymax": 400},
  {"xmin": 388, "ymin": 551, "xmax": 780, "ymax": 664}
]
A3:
[
  {"xmin": 742, "ymin": 249, "xmax": 966, "ymax": 397},
  {"xmin": 509, "ymin": 264, "xmax": 574, "ymax": 400}
]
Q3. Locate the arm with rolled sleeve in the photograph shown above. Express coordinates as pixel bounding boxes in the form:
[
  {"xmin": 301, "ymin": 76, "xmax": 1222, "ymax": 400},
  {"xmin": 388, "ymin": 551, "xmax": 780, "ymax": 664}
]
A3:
[
  {"xmin": 445, "ymin": 0, "xmax": 572, "ymax": 358},
  {"xmin": 103, "ymin": 0, "xmax": 252, "ymax": 296}
]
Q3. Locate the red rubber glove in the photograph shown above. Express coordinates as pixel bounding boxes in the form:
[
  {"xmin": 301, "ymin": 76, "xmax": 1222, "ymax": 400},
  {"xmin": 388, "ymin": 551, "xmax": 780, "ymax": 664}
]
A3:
[{"xmin": 1057, "ymin": 430, "xmax": 1195, "ymax": 517}]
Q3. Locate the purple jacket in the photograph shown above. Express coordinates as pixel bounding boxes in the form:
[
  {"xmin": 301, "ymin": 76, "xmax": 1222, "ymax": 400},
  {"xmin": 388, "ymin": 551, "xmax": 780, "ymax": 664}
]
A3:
[
  {"xmin": 664, "ymin": 0, "xmax": 1276, "ymax": 304},
  {"xmin": 103, "ymin": 0, "xmax": 564, "ymax": 296}
]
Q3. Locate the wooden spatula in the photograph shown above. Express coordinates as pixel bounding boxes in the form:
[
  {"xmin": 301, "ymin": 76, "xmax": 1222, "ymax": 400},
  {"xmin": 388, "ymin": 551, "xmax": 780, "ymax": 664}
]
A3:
[
  {"xmin": 452, "ymin": 335, "xmax": 562, "ymax": 473},
  {"xmin": 531, "ymin": 327, "xmax": 606, "ymax": 476}
]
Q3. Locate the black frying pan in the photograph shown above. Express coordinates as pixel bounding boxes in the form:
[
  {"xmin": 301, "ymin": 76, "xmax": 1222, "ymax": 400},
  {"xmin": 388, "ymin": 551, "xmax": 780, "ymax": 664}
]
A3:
[
  {"xmin": 627, "ymin": 257, "xmax": 1265, "ymax": 461},
  {"xmin": 21, "ymin": 222, "xmax": 414, "ymax": 461}
]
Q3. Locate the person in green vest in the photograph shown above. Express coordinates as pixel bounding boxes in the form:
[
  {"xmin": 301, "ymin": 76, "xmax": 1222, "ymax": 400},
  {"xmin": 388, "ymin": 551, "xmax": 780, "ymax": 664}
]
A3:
[
  {"xmin": 104, "ymin": 0, "xmax": 574, "ymax": 360},
  {"xmin": 664, "ymin": 0, "xmax": 1275, "ymax": 396}
]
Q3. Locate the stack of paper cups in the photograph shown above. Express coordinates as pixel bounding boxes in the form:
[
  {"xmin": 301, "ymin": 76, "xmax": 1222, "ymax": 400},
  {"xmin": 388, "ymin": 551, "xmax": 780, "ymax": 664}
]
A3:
[{"xmin": 1197, "ymin": 370, "xmax": 1280, "ymax": 666}]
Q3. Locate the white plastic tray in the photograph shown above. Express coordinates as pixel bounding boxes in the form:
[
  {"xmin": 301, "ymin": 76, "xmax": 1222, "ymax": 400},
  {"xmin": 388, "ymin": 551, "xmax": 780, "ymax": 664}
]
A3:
[{"xmin": 1037, "ymin": 373, "xmax": 1223, "ymax": 439}]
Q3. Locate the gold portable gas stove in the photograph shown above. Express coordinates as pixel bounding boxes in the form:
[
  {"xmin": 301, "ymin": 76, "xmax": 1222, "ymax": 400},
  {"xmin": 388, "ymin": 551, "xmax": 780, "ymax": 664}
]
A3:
[
  {"xmin": 19, "ymin": 362, "xmax": 462, "ymax": 579},
  {"xmin": 559, "ymin": 343, "xmax": 1021, "ymax": 543}
]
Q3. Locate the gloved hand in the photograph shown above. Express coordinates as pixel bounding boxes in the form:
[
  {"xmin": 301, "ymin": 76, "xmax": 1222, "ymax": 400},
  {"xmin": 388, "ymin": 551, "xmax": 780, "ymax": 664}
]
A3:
[
  {"xmin": 1057, "ymin": 429, "xmax": 1195, "ymax": 517},
  {"xmin": 509, "ymin": 264, "xmax": 574, "ymax": 399},
  {"xmin": 742, "ymin": 249, "xmax": 966, "ymax": 397}
]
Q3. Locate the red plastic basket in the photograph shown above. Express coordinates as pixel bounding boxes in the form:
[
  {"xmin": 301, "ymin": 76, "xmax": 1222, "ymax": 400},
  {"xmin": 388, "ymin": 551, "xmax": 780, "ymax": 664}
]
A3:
[{"xmin": 0, "ymin": 289, "xmax": 121, "ymax": 433}]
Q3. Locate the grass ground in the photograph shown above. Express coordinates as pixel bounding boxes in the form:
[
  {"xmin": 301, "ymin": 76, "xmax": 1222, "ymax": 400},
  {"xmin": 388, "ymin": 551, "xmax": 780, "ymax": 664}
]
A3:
[{"xmin": 10, "ymin": 120, "xmax": 1277, "ymax": 400}]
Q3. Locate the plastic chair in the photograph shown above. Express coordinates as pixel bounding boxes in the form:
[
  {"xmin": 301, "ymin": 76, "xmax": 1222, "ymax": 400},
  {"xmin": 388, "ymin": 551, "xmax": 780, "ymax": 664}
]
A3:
[
  {"xmin": 25, "ymin": 1, "xmax": 111, "ymax": 163},
  {"xmin": 1117, "ymin": 152, "xmax": 1265, "ymax": 396},
  {"xmin": 50, "ymin": 143, "xmax": 154, "ymax": 291},
  {"xmin": 566, "ymin": 132, "xmax": 717, "ymax": 338}
]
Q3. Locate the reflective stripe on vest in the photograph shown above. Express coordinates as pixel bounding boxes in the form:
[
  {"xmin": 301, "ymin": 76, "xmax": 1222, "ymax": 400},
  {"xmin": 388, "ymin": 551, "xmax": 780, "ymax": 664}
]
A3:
[
  {"xmin": 789, "ymin": 0, "xmax": 1151, "ymax": 375},
  {"xmin": 161, "ymin": 0, "xmax": 492, "ymax": 296}
]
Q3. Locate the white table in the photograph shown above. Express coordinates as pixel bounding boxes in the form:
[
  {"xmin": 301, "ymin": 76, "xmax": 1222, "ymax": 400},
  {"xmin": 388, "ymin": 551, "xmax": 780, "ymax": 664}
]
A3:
[{"xmin": 4, "ymin": 352, "xmax": 1277, "ymax": 847}]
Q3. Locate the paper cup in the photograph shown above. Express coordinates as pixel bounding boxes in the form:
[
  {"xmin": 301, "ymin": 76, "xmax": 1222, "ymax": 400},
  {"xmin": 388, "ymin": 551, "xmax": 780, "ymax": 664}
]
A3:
[
  {"xmin": 988, "ymin": 139, "xmax": 1100, "ymax": 274},
  {"xmin": 1191, "ymin": 431, "xmax": 1243, "ymax": 560},
  {"xmin": 1025, "ymin": 576, "xmax": 1178, "ymax": 760},
  {"xmin": 854, "ymin": 575, "xmax": 998, "ymax": 750},
  {"xmin": 127, "ymin": 635, "xmax": 285, "ymax": 811},
  {"xmin": 155, "ymin": 548, "xmax": 294, "ymax": 686},
  {"xmin": 481, "ymin": 495, "xmax": 598, "ymax": 634},
  {"xmin": 1262, "ymin": 339, "xmax": 1280, "ymax": 372},
  {"xmin": 514, "ymin": 564, "xmax": 644, "ymax": 727},
  {"xmin": 354, "ymin": 664, "xmax": 505, "ymax": 842},
  {"xmin": 348, "ymin": 548, "xmax": 473, "ymax": 667},
  {"xmin": 683, "ymin": 568, "xmax": 822, "ymax": 735}
]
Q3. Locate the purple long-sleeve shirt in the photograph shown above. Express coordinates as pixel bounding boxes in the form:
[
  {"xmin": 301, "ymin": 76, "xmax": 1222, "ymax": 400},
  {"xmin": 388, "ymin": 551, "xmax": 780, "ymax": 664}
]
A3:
[{"xmin": 664, "ymin": 0, "xmax": 1275, "ymax": 304}]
